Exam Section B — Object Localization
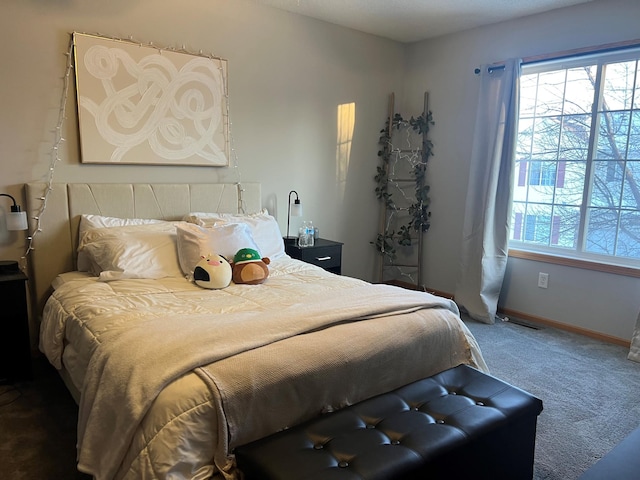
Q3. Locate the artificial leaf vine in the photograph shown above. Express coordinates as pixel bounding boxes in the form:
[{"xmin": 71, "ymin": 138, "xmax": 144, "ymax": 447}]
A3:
[{"xmin": 373, "ymin": 109, "xmax": 434, "ymax": 261}]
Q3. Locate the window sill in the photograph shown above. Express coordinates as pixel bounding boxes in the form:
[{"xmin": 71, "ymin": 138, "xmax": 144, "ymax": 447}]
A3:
[{"xmin": 508, "ymin": 249, "xmax": 640, "ymax": 278}]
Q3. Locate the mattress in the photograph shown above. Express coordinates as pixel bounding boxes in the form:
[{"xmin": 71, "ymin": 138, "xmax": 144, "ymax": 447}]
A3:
[{"xmin": 40, "ymin": 257, "xmax": 487, "ymax": 480}]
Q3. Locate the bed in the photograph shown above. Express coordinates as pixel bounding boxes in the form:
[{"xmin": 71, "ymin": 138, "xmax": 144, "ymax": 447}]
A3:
[{"xmin": 26, "ymin": 182, "xmax": 488, "ymax": 480}]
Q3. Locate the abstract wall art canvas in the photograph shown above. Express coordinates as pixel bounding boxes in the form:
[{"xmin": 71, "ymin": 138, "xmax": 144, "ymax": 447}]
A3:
[{"xmin": 73, "ymin": 33, "xmax": 229, "ymax": 166}]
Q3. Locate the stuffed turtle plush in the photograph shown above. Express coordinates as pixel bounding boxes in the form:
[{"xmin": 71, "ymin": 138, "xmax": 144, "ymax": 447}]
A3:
[
  {"xmin": 231, "ymin": 248, "xmax": 270, "ymax": 285},
  {"xmin": 193, "ymin": 254, "xmax": 232, "ymax": 289}
]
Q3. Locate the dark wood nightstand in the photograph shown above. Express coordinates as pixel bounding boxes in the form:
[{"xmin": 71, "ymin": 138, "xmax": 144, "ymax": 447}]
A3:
[
  {"xmin": 285, "ymin": 238, "xmax": 343, "ymax": 275},
  {"xmin": 0, "ymin": 262, "xmax": 32, "ymax": 383}
]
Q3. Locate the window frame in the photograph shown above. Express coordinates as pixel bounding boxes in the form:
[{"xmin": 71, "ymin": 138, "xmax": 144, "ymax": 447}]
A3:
[{"xmin": 508, "ymin": 46, "xmax": 640, "ymax": 274}]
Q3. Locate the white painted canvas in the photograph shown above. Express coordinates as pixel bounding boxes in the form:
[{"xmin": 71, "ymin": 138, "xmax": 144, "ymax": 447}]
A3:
[{"xmin": 73, "ymin": 33, "xmax": 229, "ymax": 166}]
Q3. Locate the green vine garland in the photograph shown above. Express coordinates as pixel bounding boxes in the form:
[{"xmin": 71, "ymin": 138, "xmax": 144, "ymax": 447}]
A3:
[{"xmin": 373, "ymin": 111, "xmax": 434, "ymax": 260}]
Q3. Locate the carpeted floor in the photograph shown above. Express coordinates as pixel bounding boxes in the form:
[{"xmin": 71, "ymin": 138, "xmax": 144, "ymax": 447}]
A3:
[
  {"xmin": 1, "ymin": 317, "xmax": 638, "ymax": 479},
  {"xmin": 464, "ymin": 315, "xmax": 640, "ymax": 480},
  {"xmin": 0, "ymin": 357, "xmax": 90, "ymax": 479}
]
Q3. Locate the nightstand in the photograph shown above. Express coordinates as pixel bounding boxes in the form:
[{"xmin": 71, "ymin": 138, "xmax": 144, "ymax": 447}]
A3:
[
  {"xmin": 0, "ymin": 261, "xmax": 32, "ymax": 383},
  {"xmin": 285, "ymin": 238, "xmax": 343, "ymax": 275}
]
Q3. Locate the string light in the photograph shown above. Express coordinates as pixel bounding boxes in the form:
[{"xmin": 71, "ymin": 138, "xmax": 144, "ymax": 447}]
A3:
[
  {"xmin": 19, "ymin": 32, "xmax": 244, "ymax": 270},
  {"xmin": 380, "ymin": 119, "xmax": 427, "ymax": 286}
]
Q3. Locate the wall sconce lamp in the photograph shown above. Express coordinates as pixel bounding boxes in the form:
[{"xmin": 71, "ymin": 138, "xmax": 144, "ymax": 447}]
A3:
[
  {"xmin": 285, "ymin": 190, "xmax": 302, "ymax": 245},
  {"xmin": 1, "ymin": 193, "xmax": 29, "ymax": 231}
]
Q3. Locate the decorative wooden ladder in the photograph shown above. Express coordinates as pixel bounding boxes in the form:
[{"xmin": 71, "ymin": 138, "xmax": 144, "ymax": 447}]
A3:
[{"xmin": 375, "ymin": 92, "xmax": 433, "ymax": 290}]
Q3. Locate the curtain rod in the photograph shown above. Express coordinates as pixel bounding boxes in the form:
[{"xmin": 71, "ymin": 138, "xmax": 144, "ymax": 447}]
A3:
[
  {"xmin": 474, "ymin": 65, "xmax": 505, "ymax": 75},
  {"xmin": 474, "ymin": 38, "xmax": 640, "ymax": 75}
]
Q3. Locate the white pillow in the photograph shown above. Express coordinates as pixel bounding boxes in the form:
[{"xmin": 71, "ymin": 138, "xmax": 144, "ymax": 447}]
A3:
[
  {"xmin": 183, "ymin": 209, "xmax": 285, "ymax": 260},
  {"xmin": 77, "ymin": 215, "xmax": 167, "ymax": 271},
  {"xmin": 176, "ymin": 223, "xmax": 259, "ymax": 280},
  {"xmin": 77, "ymin": 223, "xmax": 183, "ymax": 281}
]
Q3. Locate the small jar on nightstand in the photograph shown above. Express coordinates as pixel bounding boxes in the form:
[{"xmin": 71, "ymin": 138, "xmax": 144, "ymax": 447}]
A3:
[{"xmin": 0, "ymin": 261, "xmax": 32, "ymax": 383}]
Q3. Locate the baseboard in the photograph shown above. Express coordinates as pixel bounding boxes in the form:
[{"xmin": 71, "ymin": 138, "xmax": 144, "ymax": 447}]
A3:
[
  {"xmin": 383, "ymin": 281, "xmax": 631, "ymax": 348},
  {"xmin": 499, "ymin": 307, "xmax": 631, "ymax": 348}
]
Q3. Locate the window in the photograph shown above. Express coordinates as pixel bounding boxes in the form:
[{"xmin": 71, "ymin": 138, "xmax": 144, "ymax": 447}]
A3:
[
  {"xmin": 510, "ymin": 47, "xmax": 640, "ymax": 267},
  {"xmin": 523, "ymin": 161, "xmax": 562, "ymax": 186}
]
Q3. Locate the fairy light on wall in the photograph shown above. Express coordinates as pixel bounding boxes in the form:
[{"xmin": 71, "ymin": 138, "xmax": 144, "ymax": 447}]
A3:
[
  {"xmin": 20, "ymin": 32, "xmax": 244, "ymax": 269},
  {"xmin": 382, "ymin": 125, "xmax": 426, "ymax": 286},
  {"xmin": 19, "ymin": 35, "xmax": 75, "ymax": 270}
]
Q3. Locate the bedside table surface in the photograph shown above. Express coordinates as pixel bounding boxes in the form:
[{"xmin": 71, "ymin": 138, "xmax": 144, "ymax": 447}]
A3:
[{"xmin": 288, "ymin": 238, "xmax": 343, "ymax": 248}]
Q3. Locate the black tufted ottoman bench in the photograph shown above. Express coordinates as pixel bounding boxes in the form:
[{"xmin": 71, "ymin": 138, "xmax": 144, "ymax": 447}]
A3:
[{"xmin": 235, "ymin": 364, "xmax": 543, "ymax": 480}]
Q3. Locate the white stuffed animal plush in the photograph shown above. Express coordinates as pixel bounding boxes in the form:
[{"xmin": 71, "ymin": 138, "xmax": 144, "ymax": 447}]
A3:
[{"xmin": 193, "ymin": 254, "xmax": 232, "ymax": 289}]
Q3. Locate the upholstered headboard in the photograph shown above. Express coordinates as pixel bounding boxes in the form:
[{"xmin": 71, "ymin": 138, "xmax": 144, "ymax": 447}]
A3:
[{"xmin": 24, "ymin": 183, "xmax": 261, "ymax": 317}]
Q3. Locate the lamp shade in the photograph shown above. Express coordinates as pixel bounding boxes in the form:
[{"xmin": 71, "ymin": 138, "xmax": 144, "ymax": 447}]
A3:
[
  {"xmin": 290, "ymin": 201, "xmax": 302, "ymax": 217},
  {"xmin": 7, "ymin": 211, "xmax": 28, "ymax": 231},
  {"xmin": 1, "ymin": 193, "xmax": 29, "ymax": 231}
]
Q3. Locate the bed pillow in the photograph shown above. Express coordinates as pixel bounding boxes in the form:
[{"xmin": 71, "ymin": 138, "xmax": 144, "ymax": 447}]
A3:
[
  {"xmin": 183, "ymin": 209, "xmax": 285, "ymax": 260},
  {"xmin": 77, "ymin": 215, "xmax": 167, "ymax": 272},
  {"xmin": 77, "ymin": 223, "xmax": 183, "ymax": 281},
  {"xmin": 176, "ymin": 222, "xmax": 259, "ymax": 280}
]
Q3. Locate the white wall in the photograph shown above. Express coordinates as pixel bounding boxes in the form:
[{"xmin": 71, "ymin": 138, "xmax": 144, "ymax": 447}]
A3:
[
  {"xmin": 0, "ymin": 0, "xmax": 405, "ymax": 284},
  {"xmin": 403, "ymin": 0, "xmax": 640, "ymax": 341}
]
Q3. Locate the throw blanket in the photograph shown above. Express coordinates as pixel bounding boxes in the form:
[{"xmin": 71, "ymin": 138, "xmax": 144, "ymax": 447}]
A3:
[
  {"xmin": 76, "ymin": 284, "xmax": 481, "ymax": 479},
  {"xmin": 197, "ymin": 307, "xmax": 483, "ymax": 479}
]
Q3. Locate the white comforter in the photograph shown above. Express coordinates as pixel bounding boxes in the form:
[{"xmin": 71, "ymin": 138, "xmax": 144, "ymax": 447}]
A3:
[{"xmin": 40, "ymin": 258, "xmax": 487, "ymax": 480}]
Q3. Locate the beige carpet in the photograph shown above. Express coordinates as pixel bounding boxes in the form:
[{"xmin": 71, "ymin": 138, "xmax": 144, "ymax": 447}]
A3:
[
  {"xmin": 0, "ymin": 357, "xmax": 90, "ymax": 479},
  {"xmin": 464, "ymin": 315, "xmax": 640, "ymax": 479}
]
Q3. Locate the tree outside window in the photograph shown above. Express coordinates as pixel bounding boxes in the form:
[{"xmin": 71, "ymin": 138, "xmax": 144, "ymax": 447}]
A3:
[{"xmin": 510, "ymin": 50, "xmax": 640, "ymax": 266}]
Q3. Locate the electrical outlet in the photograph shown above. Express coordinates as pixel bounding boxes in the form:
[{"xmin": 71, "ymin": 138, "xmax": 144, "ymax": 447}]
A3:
[{"xmin": 538, "ymin": 272, "xmax": 549, "ymax": 289}]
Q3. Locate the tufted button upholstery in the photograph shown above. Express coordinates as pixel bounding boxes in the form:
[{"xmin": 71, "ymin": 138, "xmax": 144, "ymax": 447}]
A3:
[{"xmin": 235, "ymin": 364, "xmax": 543, "ymax": 480}]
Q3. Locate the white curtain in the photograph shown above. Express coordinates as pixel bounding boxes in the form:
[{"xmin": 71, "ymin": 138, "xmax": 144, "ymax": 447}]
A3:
[
  {"xmin": 455, "ymin": 59, "xmax": 521, "ymax": 324},
  {"xmin": 628, "ymin": 310, "xmax": 640, "ymax": 362}
]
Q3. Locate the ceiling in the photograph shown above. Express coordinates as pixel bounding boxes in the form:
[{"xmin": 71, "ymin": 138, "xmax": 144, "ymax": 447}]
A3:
[{"xmin": 249, "ymin": 0, "xmax": 595, "ymax": 43}]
